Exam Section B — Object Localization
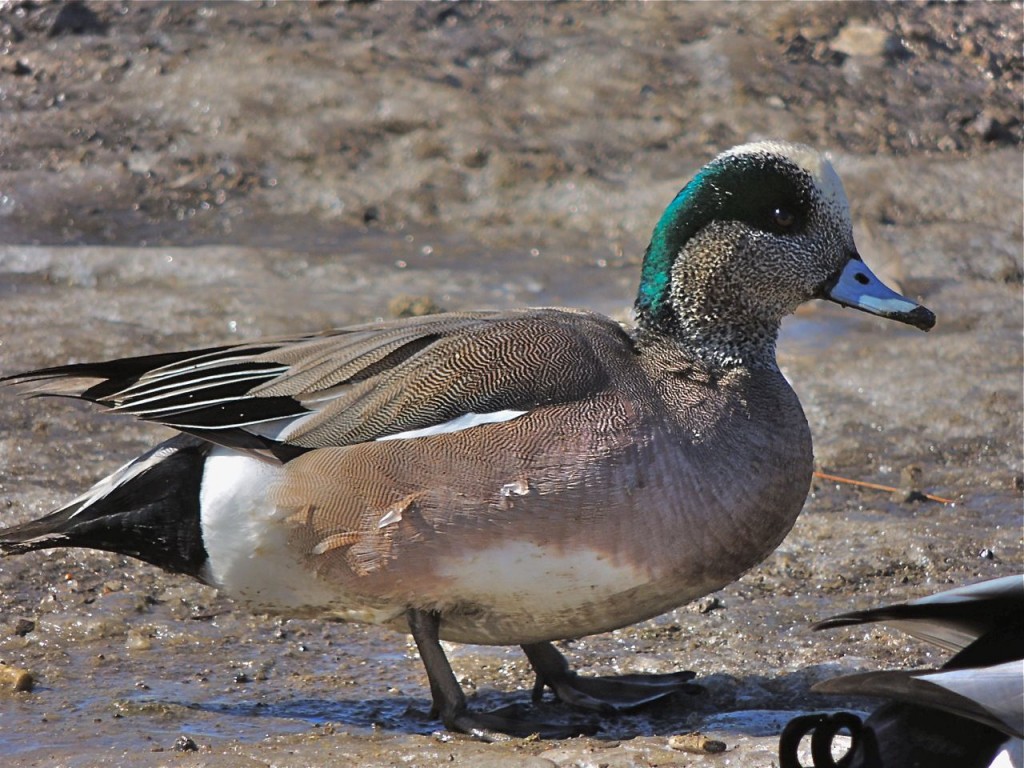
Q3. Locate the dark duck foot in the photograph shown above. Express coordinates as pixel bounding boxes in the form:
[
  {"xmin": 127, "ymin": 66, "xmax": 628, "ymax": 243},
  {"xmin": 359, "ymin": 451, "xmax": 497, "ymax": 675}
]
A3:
[
  {"xmin": 441, "ymin": 703, "xmax": 599, "ymax": 741},
  {"xmin": 406, "ymin": 609, "xmax": 700, "ymax": 740},
  {"xmin": 522, "ymin": 640, "xmax": 701, "ymax": 712}
]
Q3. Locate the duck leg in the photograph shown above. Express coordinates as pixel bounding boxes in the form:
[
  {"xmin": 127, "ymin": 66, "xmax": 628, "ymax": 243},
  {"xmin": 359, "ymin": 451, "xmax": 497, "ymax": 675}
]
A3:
[
  {"xmin": 406, "ymin": 609, "xmax": 597, "ymax": 740},
  {"xmin": 521, "ymin": 641, "xmax": 701, "ymax": 711}
]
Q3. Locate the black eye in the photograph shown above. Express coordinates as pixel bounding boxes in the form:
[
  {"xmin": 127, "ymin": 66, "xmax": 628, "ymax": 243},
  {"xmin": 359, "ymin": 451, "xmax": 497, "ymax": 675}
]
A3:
[{"xmin": 772, "ymin": 207, "xmax": 796, "ymax": 230}]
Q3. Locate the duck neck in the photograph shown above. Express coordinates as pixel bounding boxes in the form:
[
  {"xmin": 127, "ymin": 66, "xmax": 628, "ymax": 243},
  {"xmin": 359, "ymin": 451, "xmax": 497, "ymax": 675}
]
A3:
[{"xmin": 633, "ymin": 306, "xmax": 781, "ymax": 370}]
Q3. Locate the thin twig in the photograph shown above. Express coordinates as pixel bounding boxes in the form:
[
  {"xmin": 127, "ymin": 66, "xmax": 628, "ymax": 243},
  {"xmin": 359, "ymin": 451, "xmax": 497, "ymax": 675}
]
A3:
[{"xmin": 812, "ymin": 470, "xmax": 954, "ymax": 505}]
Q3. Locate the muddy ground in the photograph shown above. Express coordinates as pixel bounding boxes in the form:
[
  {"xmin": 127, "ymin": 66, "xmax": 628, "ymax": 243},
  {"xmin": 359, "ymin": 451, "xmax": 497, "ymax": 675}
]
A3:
[{"xmin": 0, "ymin": 2, "xmax": 1021, "ymax": 766}]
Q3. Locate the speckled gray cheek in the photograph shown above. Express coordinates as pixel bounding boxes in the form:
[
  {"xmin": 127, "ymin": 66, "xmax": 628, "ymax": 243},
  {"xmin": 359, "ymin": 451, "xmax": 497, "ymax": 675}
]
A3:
[
  {"xmin": 786, "ymin": 210, "xmax": 852, "ymax": 297},
  {"xmin": 652, "ymin": 190, "xmax": 855, "ymax": 368}
]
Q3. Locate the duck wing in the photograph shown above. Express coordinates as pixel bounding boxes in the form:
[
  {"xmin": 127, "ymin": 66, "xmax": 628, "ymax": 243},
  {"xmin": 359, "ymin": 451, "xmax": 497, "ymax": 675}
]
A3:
[{"xmin": 3, "ymin": 309, "xmax": 636, "ymax": 462}]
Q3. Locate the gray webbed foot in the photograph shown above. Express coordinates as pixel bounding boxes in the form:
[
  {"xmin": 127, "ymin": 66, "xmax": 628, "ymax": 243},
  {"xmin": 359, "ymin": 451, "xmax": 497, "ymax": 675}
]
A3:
[
  {"xmin": 447, "ymin": 703, "xmax": 598, "ymax": 741},
  {"xmin": 407, "ymin": 609, "xmax": 598, "ymax": 741},
  {"xmin": 522, "ymin": 641, "xmax": 702, "ymax": 711}
]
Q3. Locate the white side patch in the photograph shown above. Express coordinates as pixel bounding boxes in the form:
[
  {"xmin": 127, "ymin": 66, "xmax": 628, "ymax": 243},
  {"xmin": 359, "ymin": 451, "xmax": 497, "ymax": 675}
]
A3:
[
  {"xmin": 199, "ymin": 449, "xmax": 286, "ymax": 590},
  {"xmin": 375, "ymin": 409, "xmax": 528, "ymax": 442},
  {"xmin": 199, "ymin": 448, "xmax": 340, "ymax": 611},
  {"xmin": 198, "ymin": 447, "xmax": 404, "ymax": 624}
]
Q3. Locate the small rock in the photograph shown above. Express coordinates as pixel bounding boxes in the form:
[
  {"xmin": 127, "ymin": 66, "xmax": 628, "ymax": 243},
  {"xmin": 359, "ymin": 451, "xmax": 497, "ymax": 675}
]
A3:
[
  {"xmin": 0, "ymin": 20, "xmax": 24, "ymax": 44},
  {"xmin": 7, "ymin": 58, "xmax": 31, "ymax": 76},
  {"xmin": 832, "ymin": 23, "xmax": 891, "ymax": 58},
  {"xmin": 173, "ymin": 735, "xmax": 199, "ymax": 752},
  {"xmin": 388, "ymin": 294, "xmax": 445, "ymax": 318},
  {"xmin": 668, "ymin": 732, "xmax": 727, "ymax": 754},
  {"xmin": 894, "ymin": 465, "xmax": 927, "ymax": 503},
  {"xmin": 461, "ymin": 147, "xmax": 489, "ymax": 169},
  {"xmin": 126, "ymin": 152, "xmax": 159, "ymax": 175},
  {"xmin": 125, "ymin": 629, "xmax": 152, "ymax": 651},
  {"xmin": 969, "ymin": 111, "xmax": 1011, "ymax": 142},
  {"xmin": 48, "ymin": 1, "xmax": 108, "ymax": 37},
  {"xmin": 13, "ymin": 618, "xmax": 35, "ymax": 636},
  {"xmin": 694, "ymin": 596, "xmax": 722, "ymax": 614},
  {"xmin": 0, "ymin": 663, "xmax": 33, "ymax": 692}
]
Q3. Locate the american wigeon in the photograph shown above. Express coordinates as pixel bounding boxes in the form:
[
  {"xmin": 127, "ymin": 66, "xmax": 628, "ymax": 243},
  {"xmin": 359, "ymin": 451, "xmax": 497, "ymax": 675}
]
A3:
[
  {"xmin": 780, "ymin": 575, "xmax": 1023, "ymax": 768},
  {"xmin": 1, "ymin": 142, "xmax": 935, "ymax": 739}
]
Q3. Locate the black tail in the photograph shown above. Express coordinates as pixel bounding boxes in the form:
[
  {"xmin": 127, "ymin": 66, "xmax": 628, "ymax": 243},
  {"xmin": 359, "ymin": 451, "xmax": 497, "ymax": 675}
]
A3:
[{"xmin": 1, "ymin": 435, "xmax": 211, "ymax": 578}]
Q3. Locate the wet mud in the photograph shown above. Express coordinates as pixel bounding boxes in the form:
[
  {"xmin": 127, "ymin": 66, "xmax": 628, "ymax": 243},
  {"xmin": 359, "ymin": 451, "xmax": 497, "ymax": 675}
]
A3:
[{"xmin": 0, "ymin": 2, "xmax": 1021, "ymax": 766}]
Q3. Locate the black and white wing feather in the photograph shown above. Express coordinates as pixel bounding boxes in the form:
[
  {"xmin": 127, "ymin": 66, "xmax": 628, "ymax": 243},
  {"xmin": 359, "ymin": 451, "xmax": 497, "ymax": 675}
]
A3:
[{"xmin": 3, "ymin": 309, "xmax": 634, "ymax": 461}]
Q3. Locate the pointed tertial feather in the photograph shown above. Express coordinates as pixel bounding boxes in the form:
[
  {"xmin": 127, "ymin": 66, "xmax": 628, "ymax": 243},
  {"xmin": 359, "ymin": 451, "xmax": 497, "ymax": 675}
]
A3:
[
  {"xmin": 813, "ymin": 575, "xmax": 1024, "ymax": 653},
  {"xmin": 2, "ymin": 348, "xmax": 236, "ymax": 401},
  {"xmin": 1, "ymin": 309, "xmax": 632, "ymax": 455},
  {"xmin": 813, "ymin": 660, "xmax": 1024, "ymax": 739}
]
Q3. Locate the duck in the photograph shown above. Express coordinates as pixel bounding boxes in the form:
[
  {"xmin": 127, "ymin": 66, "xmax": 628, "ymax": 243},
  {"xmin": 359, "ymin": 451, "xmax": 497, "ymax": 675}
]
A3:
[
  {"xmin": 779, "ymin": 575, "xmax": 1024, "ymax": 768},
  {"xmin": 0, "ymin": 141, "xmax": 935, "ymax": 739}
]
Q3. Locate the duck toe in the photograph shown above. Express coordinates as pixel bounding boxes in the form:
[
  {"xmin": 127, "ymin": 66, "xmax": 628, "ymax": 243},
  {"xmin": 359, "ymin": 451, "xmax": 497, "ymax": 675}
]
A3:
[
  {"xmin": 523, "ymin": 641, "xmax": 701, "ymax": 712},
  {"xmin": 443, "ymin": 703, "xmax": 599, "ymax": 741}
]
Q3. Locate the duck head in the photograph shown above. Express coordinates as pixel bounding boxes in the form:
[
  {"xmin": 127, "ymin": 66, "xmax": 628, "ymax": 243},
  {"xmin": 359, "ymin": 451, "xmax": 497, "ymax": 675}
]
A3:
[{"xmin": 635, "ymin": 141, "xmax": 935, "ymax": 366}]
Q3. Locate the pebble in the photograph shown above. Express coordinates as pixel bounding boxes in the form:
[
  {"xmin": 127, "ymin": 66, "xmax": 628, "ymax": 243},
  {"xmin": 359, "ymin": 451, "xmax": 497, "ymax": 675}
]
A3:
[
  {"xmin": 894, "ymin": 465, "xmax": 927, "ymax": 503},
  {"xmin": 831, "ymin": 23, "xmax": 893, "ymax": 58},
  {"xmin": 388, "ymin": 294, "xmax": 446, "ymax": 318},
  {"xmin": 173, "ymin": 735, "xmax": 199, "ymax": 752},
  {"xmin": 125, "ymin": 628, "xmax": 153, "ymax": 651},
  {"xmin": 0, "ymin": 663, "xmax": 33, "ymax": 692},
  {"xmin": 668, "ymin": 732, "xmax": 727, "ymax": 754},
  {"xmin": 13, "ymin": 618, "xmax": 34, "ymax": 636}
]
